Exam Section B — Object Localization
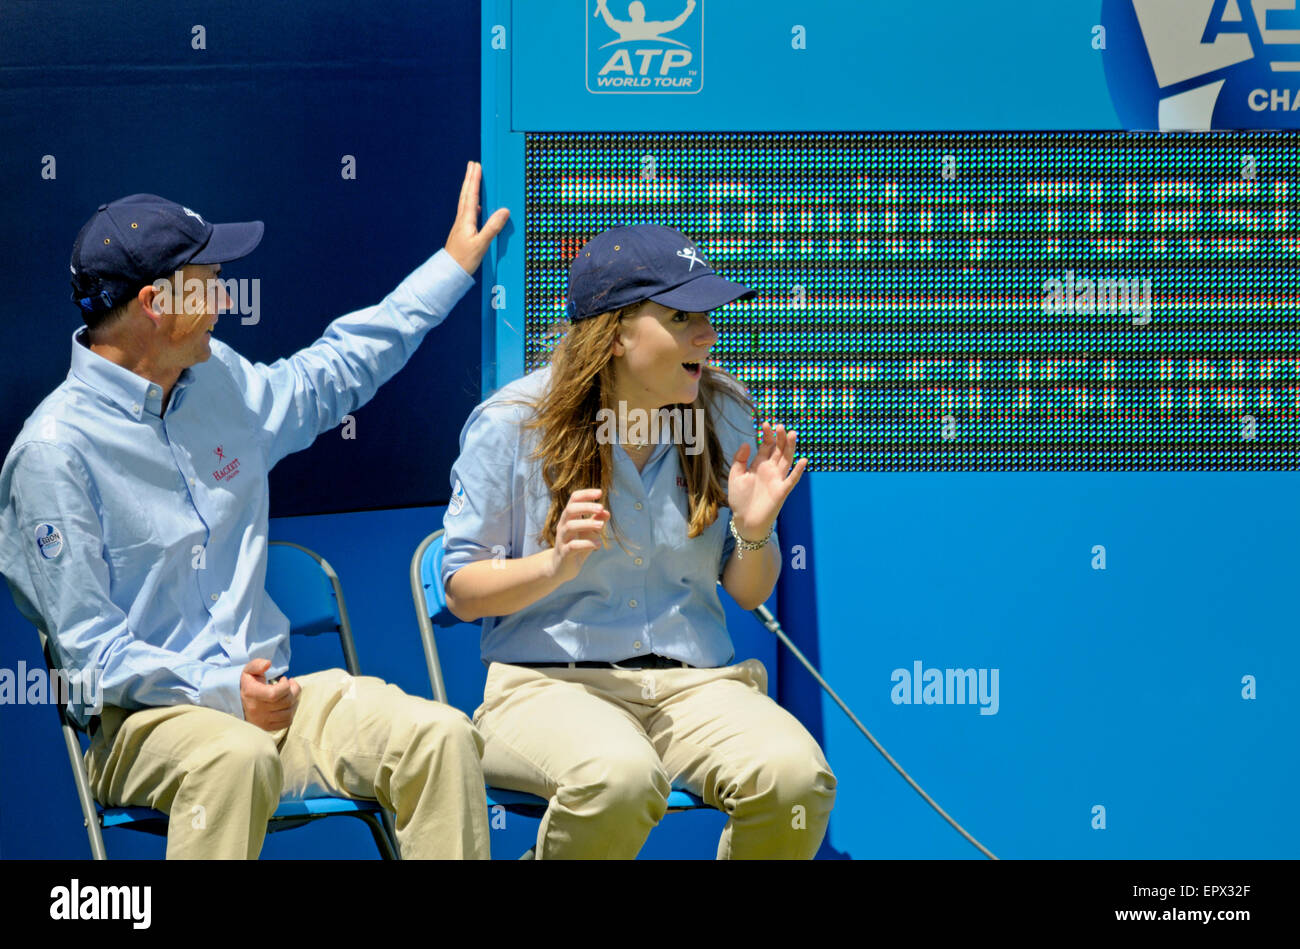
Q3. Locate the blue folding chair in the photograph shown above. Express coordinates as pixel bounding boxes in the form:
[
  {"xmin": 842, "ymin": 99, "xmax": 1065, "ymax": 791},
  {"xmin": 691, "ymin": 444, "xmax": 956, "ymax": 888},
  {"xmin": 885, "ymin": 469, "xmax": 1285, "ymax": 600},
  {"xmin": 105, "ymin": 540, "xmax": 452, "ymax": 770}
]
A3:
[
  {"xmin": 42, "ymin": 540, "xmax": 398, "ymax": 859},
  {"xmin": 409, "ymin": 528, "xmax": 711, "ymax": 859}
]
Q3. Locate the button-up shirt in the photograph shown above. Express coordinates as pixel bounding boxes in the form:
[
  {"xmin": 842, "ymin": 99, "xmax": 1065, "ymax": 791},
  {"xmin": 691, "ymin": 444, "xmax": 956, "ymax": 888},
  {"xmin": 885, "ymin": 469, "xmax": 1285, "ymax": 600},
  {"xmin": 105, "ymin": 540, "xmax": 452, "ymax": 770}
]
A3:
[
  {"xmin": 441, "ymin": 366, "xmax": 774, "ymax": 668},
  {"xmin": 0, "ymin": 249, "xmax": 473, "ymax": 725}
]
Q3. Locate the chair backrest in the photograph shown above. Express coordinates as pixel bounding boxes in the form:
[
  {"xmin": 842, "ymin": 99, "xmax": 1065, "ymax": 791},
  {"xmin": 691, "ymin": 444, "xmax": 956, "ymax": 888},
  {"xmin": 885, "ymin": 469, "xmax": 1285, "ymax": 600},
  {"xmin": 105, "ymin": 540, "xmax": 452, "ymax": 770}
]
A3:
[
  {"xmin": 410, "ymin": 529, "xmax": 453, "ymax": 705},
  {"xmin": 266, "ymin": 541, "xmax": 362, "ymax": 678},
  {"xmin": 40, "ymin": 540, "xmax": 357, "ymax": 736},
  {"xmin": 411, "ymin": 529, "xmax": 504, "ymax": 717},
  {"xmin": 35, "ymin": 542, "xmax": 354, "ymax": 731}
]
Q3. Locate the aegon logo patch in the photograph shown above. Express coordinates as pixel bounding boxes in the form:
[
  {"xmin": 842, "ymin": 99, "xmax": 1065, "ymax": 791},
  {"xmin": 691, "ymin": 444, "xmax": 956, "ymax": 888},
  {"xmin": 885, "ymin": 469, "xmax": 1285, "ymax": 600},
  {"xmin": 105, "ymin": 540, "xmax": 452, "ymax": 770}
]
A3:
[
  {"xmin": 35, "ymin": 524, "xmax": 63, "ymax": 560},
  {"xmin": 1102, "ymin": 0, "xmax": 1300, "ymax": 129},
  {"xmin": 448, "ymin": 479, "xmax": 466, "ymax": 516},
  {"xmin": 587, "ymin": 0, "xmax": 702, "ymax": 94}
]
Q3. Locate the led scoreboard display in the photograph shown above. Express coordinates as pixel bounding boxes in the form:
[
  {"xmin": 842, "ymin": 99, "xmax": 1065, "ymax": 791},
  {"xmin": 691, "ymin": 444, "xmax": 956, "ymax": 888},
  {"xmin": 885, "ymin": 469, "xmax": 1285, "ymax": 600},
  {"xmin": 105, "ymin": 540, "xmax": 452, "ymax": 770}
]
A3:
[{"xmin": 524, "ymin": 132, "xmax": 1300, "ymax": 470}]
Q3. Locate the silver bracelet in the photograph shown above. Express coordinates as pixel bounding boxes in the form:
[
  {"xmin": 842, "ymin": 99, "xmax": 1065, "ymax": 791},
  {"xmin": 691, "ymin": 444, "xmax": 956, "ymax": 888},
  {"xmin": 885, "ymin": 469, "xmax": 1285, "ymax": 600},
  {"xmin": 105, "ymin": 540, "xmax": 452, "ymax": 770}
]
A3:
[{"xmin": 729, "ymin": 518, "xmax": 773, "ymax": 559}]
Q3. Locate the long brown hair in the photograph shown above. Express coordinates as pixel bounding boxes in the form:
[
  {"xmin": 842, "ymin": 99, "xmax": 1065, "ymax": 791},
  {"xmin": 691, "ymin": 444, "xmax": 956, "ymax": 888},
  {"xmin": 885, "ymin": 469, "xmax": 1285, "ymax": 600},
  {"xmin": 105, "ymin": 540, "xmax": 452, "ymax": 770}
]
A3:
[{"xmin": 524, "ymin": 305, "xmax": 750, "ymax": 547}]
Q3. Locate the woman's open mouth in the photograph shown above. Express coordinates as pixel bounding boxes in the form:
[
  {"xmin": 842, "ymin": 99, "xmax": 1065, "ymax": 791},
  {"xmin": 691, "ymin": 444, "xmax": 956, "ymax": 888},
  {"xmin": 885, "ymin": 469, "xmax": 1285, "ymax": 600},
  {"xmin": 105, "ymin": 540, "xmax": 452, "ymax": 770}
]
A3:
[{"xmin": 682, "ymin": 362, "xmax": 701, "ymax": 379}]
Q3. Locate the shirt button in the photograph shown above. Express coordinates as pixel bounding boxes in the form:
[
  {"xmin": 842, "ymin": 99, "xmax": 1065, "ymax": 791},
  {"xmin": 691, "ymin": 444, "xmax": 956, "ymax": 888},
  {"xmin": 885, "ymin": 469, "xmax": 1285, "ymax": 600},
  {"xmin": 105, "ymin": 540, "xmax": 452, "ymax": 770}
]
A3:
[
  {"xmin": 131, "ymin": 403, "xmax": 141, "ymax": 413},
  {"xmin": 149, "ymin": 387, "xmax": 160, "ymax": 397},
  {"xmin": 634, "ymin": 502, "xmax": 643, "ymax": 511},
  {"xmin": 633, "ymin": 558, "xmax": 643, "ymax": 566},
  {"xmin": 633, "ymin": 640, "xmax": 643, "ymax": 650},
  {"xmin": 210, "ymin": 593, "xmax": 219, "ymax": 602},
  {"xmin": 189, "ymin": 478, "xmax": 196, "ymax": 487},
  {"xmin": 629, "ymin": 599, "xmax": 638, "ymax": 608}
]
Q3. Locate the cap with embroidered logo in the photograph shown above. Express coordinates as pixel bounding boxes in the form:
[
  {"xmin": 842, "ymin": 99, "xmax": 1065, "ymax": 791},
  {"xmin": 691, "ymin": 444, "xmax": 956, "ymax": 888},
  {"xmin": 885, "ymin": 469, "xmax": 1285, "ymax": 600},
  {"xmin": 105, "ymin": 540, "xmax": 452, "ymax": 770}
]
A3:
[
  {"xmin": 566, "ymin": 223, "xmax": 755, "ymax": 322},
  {"xmin": 69, "ymin": 193, "xmax": 264, "ymax": 317}
]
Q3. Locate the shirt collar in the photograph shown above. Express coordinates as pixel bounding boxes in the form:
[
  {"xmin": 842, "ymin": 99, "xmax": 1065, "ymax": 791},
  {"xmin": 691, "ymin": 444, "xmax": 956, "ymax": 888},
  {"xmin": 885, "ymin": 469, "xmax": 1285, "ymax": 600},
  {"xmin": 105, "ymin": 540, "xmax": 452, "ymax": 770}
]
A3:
[{"xmin": 68, "ymin": 327, "xmax": 165, "ymax": 421}]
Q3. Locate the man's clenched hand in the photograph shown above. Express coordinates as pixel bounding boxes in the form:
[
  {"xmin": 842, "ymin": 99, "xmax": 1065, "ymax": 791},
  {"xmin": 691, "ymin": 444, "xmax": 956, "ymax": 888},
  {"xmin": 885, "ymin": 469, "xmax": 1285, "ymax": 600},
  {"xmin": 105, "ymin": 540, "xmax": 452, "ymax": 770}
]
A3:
[{"xmin": 240, "ymin": 657, "xmax": 300, "ymax": 732}]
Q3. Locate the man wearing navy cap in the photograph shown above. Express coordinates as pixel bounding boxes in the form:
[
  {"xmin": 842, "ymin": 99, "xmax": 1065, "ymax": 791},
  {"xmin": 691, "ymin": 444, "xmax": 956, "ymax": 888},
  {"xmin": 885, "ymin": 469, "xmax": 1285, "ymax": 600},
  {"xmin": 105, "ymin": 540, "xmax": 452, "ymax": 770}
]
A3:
[{"xmin": 0, "ymin": 163, "xmax": 508, "ymax": 859}]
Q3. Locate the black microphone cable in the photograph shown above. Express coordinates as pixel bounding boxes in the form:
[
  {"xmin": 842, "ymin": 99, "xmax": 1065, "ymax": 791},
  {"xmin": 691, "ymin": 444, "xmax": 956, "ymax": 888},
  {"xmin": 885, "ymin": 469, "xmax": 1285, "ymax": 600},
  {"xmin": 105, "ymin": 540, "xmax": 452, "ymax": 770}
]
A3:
[{"xmin": 750, "ymin": 601, "xmax": 999, "ymax": 860}]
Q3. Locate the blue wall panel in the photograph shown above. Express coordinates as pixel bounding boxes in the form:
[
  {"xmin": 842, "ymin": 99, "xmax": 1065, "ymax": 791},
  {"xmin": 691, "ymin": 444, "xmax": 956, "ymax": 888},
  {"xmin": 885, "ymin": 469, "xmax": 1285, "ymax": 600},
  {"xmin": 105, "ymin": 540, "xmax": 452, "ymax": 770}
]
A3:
[
  {"xmin": 807, "ymin": 473, "xmax": 1298, "ymax": 857},
  {"xmin": 508, "ymin": 0, "xmax": 1119, "ymax": 131}
]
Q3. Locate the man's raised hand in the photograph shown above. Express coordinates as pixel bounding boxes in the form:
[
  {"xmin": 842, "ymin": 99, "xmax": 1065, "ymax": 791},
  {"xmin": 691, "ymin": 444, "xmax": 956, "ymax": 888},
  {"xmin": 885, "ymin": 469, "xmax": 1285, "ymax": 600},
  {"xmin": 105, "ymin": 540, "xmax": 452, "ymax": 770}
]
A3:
[{"xmin": 445, "ymin": 161, "xmax": 510, "ymax": 275}]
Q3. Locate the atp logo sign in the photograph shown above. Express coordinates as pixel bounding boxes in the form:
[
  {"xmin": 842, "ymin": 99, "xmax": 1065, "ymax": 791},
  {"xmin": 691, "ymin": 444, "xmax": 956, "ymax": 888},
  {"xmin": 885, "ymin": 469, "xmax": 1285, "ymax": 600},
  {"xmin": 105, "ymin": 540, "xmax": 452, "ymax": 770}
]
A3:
[
  {"xmin": 587, "ymin": 0, "xmax": 702, "ymax": 94},
  {"xmin": 1103, "ymin": 0, "xmax": 1300, "ymax": 129}
]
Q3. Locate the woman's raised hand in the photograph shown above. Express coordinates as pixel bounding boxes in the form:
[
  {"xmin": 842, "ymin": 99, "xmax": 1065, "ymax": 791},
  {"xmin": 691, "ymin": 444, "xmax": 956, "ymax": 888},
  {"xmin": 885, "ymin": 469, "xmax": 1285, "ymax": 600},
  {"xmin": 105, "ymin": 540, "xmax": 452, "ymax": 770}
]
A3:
[
  {"xmin": 548, "ymin": 488, "xmax": 611, "ymax": 583},
  {"xmin": 727, "ymin": 422, "xmax": 808, "ymax": 541}
]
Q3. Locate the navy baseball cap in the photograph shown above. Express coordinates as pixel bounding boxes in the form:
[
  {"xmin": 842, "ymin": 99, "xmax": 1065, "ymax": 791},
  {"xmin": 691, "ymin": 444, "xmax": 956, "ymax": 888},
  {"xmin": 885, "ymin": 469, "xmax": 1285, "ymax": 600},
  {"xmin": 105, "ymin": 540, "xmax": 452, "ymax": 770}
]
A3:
[
  {"xmin": 69, "ymin": 194, "xmax": 264, "ymax": 316},
  {"xmin": 566, "ymin": 224, "xmax": 755, "ymax": 322}
]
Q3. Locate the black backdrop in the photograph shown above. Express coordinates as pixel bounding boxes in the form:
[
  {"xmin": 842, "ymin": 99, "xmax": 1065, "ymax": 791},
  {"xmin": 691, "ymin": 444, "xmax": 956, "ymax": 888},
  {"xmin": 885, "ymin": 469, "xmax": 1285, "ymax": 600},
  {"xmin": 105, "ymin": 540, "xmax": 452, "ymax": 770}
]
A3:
[{"xmin": 0, "ymin": 1, "xmax": 485, "ymax": 515}]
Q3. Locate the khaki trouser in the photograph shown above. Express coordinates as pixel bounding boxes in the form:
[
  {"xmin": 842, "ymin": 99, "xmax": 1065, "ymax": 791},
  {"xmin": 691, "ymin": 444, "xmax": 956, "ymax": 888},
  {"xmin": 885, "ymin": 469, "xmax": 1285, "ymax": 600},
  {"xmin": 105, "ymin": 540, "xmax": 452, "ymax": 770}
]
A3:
[
  {"xmin": 86, "ymin": 668, "xmax": 490, "ymax": 859},
  {"xmin": 473, "ymin": 658, "xmax": 837, "ymax": 859}
]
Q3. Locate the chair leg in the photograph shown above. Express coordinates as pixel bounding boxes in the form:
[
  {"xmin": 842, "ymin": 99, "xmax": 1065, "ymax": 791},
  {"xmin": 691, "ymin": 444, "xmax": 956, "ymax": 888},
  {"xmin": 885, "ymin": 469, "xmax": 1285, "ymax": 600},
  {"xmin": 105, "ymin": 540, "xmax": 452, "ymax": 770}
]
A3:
[
  {"xmin": 60, "ymin": 721, "xmax": 108, "ymax": 859},
  {"xmin": 380, "ymin": 811, "xmax": 398, "ymax": 858},
  {"xmin": 86, "ymin": 817, "xmax": 109, "ymax": 861},
  {"xmin": 356, "ymin": 812, "xmax": 399, "ymax": 860}
]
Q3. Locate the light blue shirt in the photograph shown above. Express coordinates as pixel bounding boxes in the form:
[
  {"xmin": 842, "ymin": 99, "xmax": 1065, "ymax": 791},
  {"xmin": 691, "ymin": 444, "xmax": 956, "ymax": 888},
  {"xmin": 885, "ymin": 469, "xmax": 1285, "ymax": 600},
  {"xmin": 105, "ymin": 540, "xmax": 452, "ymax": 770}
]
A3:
[
  {"xmin": 441, "ymin": 366, "xmax": 775, "ymax": 668},
  {"xmin": 0, "ymin": 249, "xmax": 473, "ymax": 725}
]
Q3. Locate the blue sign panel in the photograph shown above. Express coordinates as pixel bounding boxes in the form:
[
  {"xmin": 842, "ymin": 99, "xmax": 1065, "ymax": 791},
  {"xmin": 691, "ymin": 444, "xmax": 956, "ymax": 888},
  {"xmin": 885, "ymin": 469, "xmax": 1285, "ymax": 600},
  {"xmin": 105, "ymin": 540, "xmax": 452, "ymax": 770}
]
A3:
[{"xmin": 1103, "ymin": 0, "xmax": 1300, "ymax": 129}]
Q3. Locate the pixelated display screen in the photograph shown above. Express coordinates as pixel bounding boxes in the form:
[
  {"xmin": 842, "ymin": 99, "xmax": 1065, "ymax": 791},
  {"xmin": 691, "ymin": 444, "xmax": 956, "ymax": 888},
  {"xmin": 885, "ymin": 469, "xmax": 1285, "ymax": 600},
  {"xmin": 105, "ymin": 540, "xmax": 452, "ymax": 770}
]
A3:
[{"xmin": 524, "ymin": 133, "xmax": 1300, "ymax": 470}]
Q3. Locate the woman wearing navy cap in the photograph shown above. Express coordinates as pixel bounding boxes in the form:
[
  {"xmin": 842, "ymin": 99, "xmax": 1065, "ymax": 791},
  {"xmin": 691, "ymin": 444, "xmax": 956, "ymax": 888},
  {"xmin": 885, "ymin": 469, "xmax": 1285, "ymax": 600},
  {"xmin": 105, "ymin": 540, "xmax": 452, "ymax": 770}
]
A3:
[{"xmin": 441, "ymin": 223, "xmax": 836, "ymax": 859}]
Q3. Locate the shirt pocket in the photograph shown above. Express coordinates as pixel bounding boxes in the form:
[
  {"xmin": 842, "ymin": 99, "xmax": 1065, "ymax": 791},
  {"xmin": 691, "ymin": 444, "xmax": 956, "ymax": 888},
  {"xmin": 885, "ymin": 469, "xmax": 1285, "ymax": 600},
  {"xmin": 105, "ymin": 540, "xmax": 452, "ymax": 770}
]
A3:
[{"xmin": 99, "ymin": 490, "xmax": 163, "ymax": 592}]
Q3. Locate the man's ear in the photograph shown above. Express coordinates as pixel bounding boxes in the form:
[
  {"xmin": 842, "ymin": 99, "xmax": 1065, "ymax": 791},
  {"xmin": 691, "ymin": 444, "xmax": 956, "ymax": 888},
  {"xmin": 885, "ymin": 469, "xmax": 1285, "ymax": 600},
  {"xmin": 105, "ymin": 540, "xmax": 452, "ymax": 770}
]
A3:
[{"xmin": 136, "ymin": 281, "xmax": 167, "ymax": 326}]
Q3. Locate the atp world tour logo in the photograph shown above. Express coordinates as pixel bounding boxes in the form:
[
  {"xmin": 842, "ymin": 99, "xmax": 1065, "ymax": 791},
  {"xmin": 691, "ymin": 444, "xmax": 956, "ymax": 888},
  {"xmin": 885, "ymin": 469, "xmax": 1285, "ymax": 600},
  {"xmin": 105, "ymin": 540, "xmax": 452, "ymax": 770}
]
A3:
[
  {"xmin": 1102, "ymin": 0, "xmax": 1300, "ymax": 129},
  {"xmin": 587, "ymin": 0, "xmax": 702, "ymax": 94}
]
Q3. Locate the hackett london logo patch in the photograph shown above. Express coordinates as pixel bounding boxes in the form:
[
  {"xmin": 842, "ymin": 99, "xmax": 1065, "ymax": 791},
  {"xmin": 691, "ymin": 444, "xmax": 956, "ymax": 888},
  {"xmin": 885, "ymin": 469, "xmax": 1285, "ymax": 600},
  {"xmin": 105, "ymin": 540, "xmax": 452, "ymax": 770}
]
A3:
[
  {"xmin": 212, "ymin": 445, "xmax": 241, "ymax": 483},
  {"xmin": 35, "ymin": 523, "xmax": 64, "ymax": 560}
]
